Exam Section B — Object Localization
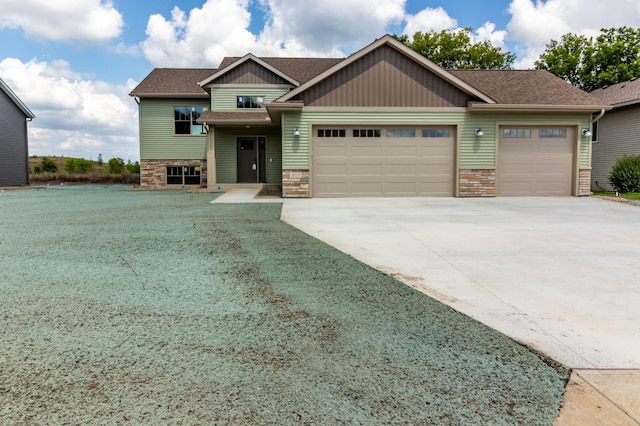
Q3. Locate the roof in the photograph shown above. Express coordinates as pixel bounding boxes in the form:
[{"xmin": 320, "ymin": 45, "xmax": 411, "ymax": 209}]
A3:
[
  {"xmin": 216, "ymin": 57, "xmax": 343, "ymax": 85},
  {"xmin": 197, "ymin": 110, "xmax": 273, "ymax": 126},
  {"xmin": 449, "ymin": 69, "xmax": 606, "ymax": 108},
  {"xmin": 129, "ymin": 68, "xmax": 216, "ymax": 97},
  {"xmin": 278, "ymin": 35, "xmax": 495, "ymax": 104},
  {"xmin": 0, "ymin": 78, "xmax": 35, "ymax": 118},
  {"xmin": 590, "ymin": 77, "xmax": 640, "ymax": 108}
]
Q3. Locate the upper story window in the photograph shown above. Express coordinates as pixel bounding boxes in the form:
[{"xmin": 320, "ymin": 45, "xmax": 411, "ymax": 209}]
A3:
[
  {"xmin": 174, "ymin": 106, "xmax": 207, "ymax": 135},
  {"xmin": 237, "ymin": 96, "xmax": 265, "ymax": 109}
]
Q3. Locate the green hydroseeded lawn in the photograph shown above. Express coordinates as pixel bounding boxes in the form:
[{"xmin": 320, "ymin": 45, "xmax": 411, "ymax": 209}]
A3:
[{"xmin": 0, "ymin": 186, "xmax": 568, "ymax": 424}]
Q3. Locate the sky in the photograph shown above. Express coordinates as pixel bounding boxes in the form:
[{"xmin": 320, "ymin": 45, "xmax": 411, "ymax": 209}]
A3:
[{"xmin": 1, "ymin": 0, "xmax": 639, "ymax": 162}]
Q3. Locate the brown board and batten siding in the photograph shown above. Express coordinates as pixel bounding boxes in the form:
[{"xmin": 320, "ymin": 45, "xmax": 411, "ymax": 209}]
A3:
[
  {"xmin": 591, "ymin": 106, "xmax": 640, "ymax": 191},
  {"xmin": 212, "ymin": 61, "xmax": 292, "ymax": 85},
  {"xmin": 295, "ymin": 44, "xmax": 476, "ymax": 108}
]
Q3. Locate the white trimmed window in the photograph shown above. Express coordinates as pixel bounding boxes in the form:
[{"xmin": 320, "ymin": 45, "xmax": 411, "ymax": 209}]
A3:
[
  {"xmin": 387, "ymin": 129, "xmax": 416, "ymax": 137},
  {"xmin": 236, "ymin": 96, "xmax": 265, "ymax": 109},
  {"xmin": 353, "ymin": 129, "xmax": 381, "ymax": 138},
  {"xmin": 539, "ymin": 128, "xmax": 567, "ymax": 138},
  {"xmin": 422, "ymin": 129, "xmax": 451, "ymax": 138},
  {"xmin": 167, "ymin": 166, "xmax": 200, "ymax": 185},
  {"xmin": 317, "ymin": 129, "xmax": 346, "ymax": 138},
  {"xmin": 174, "ymin": 106, "xmax": 207, "ymax": 135}
]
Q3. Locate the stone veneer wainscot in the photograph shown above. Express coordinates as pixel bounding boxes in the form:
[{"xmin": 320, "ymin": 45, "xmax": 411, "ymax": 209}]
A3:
[{"xmin": 140, "ymin": 159, "xmax": 207, "ymax": 189}]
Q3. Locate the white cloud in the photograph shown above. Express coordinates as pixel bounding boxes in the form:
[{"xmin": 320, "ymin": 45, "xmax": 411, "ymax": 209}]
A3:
[
  {"xmin": 0, "ymin": 0, "xmax": 123, "ymax": 43},
  {"xmin": 474, "ymin": 22, "xmax": 507, "ymax": 49},
  {"xmin": 0, "ymin": 58, "xmax": 138, "ymax": 161},
  {"xmin": 402, "ymin": 7, "xmax": 458, "ymax": 36},
  {"xmin": 507, "ymin": 0, "xmax": 640, "ymax": 68},
  {"xmin": 141, "ymin": 0, "xmax": 406, "ymax": 68}
]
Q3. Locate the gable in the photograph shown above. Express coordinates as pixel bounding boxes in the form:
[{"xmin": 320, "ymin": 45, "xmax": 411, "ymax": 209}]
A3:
[
  {"xmin": 213, "ymin": 60, "xmax": 293, "ymax": 85},
  {"xmin": 289, "ymin": 44, "xmax": 477, "ymax": 107}
]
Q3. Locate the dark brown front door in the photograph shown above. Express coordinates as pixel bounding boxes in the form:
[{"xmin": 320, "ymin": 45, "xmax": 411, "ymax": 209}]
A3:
[{"xmin": 237, "ymin": 137, "xmax": 267, "ymax": 183}]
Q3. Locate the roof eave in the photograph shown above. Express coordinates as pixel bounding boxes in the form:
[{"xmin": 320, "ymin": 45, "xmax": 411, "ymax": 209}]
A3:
[
  {"xmin": 0, "ymin": 78, "xmax": 35, "ymax": 118},
  {"xmin": 467, "ymin": 102, "xmax": 612, "ymax": 113},
  {"xmin": 265, "ymin": 101, "xmax": 304, "ymax": 125},
  {"xmin": 128, "ymin": 93, "xmax": 210, "ymax": 99},
  {"xmin": 610, "ymin": 99, "xmax": 640, "ymax": 109}
]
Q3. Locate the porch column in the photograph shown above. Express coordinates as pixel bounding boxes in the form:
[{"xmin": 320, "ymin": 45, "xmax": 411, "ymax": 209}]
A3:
[{"xmin": 207, "ymin": 126, "xmax": 217, "ymax": 187}]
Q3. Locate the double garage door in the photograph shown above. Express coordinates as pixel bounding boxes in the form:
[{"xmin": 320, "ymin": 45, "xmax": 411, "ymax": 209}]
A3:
[{"xmin": 312, "ymin": 126, "xmax": 455, "ymax": 197}]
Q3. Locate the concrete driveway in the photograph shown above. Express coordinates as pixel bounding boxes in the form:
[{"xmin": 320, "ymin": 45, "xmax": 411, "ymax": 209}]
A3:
[{"xmin": 281, "ymin": 196, "xmax": 640, "ymax": 370}]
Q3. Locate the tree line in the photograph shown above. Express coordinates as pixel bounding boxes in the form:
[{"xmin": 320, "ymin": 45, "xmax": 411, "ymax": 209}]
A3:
[{"xmin": 395, "ymin": 26, "xmax": 640, "ymax": 91}]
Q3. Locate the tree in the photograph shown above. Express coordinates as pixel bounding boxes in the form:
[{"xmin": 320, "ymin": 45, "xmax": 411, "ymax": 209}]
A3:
[
  {"xmin": 535, "ymin": 27, "xmax": 640, "ymax": 91},
  {"xmin": 39, "ymin": 157, "xmax": 58, "ymax": 173},
  {"xmin": 64, "ymin": 158, "xmax": 93, "ymax": 174},
  {"xmin": 108, "ymin": 157, "xmax": 125, "ymax": 174},
  {"xmin": 395, "ymin": 29, "xmax": 516, "ymax": 69}
]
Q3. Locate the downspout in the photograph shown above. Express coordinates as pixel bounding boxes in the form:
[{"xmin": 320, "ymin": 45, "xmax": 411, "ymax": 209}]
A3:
[{"xmin": 592, "ymin": 108, "xmax": 605, "ymax": 123}]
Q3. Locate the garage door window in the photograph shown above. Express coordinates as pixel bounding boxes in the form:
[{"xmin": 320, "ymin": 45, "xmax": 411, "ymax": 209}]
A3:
[
  {"xmin": 317, "ymin": 129, "xmax": 346, "ymax": 138},
  {"xmin": 539, "ymin": 128, "xmax": 567, "ymax": 138},
  {"xmin": 503, "ymin": 128, "xmax": 531, "ymax": 138},
  {"xmin": 422, "ymin": 129, "xmax": 451, "ymax": 138},
  {"xmin": 353, "ymin": 129, "xmax": 381, "ymax": 138},
  {"xmin": 387, "ymin": 129, "xmax": 415, "ymax": 137}
]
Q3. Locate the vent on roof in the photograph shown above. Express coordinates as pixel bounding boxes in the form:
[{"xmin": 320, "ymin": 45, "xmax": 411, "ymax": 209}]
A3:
[
  {"xmin": 631, "ymin": 77, "xmax": 638, "ymax": 82},
  {"xmin": 602, "ymin": 85, "xmax": 609, "ymax": 89}
]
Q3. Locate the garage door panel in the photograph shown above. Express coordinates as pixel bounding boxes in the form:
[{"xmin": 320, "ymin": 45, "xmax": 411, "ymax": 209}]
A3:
[
  {"xmin": 498, "ymin": 126, "xmax": 574, "ymax": 196},
  {"xmin": 313, "ymin": 126, "xmax": 455, "ymax": 197}
]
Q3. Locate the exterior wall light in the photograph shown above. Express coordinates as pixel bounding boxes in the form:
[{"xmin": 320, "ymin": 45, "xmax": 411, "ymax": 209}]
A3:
[
  {"xmin": 474, "ymin": 128, "xmax": 484, "ymax": 137},
  {"xmin": 293, "ymin": 128, "xmax": 301, "ymax": 136},
  {"xmin": 582, "ymin": 128, "xmax": 592, "ymax": 137}
]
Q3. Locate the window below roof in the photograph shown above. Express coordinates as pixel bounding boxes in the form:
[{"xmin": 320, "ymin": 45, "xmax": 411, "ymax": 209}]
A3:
[
  {"xmin": 174, "ymin": 106, "xmax": 207, "ymax": 135},
  {"xmin": 237, "ymin": 96, "xmax": 265, "ymax": 109}
]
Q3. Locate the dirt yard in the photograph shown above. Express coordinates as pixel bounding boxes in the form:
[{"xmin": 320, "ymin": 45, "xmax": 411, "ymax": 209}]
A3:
[{"xmin": 0, "ymin": 186, "xmax": 568, "ymax": 424}]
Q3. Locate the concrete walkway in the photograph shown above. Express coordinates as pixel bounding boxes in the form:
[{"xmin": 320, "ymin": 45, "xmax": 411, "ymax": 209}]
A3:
[
  {"xmin": 210, "ymin": 188, "xmax": 283, "ymax": 204},
  {"xmin": 281, "ymin": 196, "xmax": 640, "ymax": 424}
]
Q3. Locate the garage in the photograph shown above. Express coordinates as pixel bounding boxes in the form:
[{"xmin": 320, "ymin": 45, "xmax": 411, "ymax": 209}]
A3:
[
  {"xmin": 498, "ymin": 126, "xmax": 575, "ymax": 196},
  {"xmin": 312, "ymin": 126, "xmax": 455, "ymax": 197}
]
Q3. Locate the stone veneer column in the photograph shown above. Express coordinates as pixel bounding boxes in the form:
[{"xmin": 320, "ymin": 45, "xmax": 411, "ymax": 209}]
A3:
[
  {"xmin": 459, "ymin": 169, "xmax": 496, "ymax": 197},
  {"xmin": 579, "ymin": 169, "xmax": 591, "ymax": 196},
  {"xmin": 282, "ymin": 169, "xmax": 310, "ymax": 198}
]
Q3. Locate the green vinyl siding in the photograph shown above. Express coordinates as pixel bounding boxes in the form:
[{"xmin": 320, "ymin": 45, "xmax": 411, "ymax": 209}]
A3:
[
  {"xmin": 214, "ymin": 127, "xmax": 282, "ymax": 183},
  {"xmin": 211, "ymin": 87, "xmax": 291, "ymax": 111},
  {"xmin": 283, "ymin": 110, "xmax": 593, "ymax": 169},
  {"xmin": 139, "ymin": 98, "xmax": 209, "ymax": 159}
]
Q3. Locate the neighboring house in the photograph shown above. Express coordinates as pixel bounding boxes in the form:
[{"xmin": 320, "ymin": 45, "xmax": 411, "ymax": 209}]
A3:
[
  {"xmin": 130, "ymin": 35, "xmax": 608, "ymax": 197},
  {"xmin": 589, "ymin": 77, "xmax": 640, "ymax": 191},
  {"xmin": 0, "ymin": 78, "xmax": 35, "ymax": 186}
]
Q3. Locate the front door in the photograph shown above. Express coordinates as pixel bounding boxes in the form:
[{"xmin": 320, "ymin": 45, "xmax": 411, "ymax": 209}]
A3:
[{"xmin": 237, "ymin": 137, "xmax": 267, "ymax": 183}]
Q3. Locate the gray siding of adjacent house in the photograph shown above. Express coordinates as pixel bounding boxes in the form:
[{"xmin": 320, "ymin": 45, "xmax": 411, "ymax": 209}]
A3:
[
  {"xmin": 0, "ymin": 92, "xmax": 29, "ymax": 186},
  {"xmin": 591, "ymin": 105, "xmax": 640, "ymax": 191}
]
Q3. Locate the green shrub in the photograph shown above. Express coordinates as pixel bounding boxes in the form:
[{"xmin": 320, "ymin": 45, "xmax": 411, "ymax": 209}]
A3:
[
  {"xmin": 609, "ymin": 155, "xmax": 640, "ymax": 193},
  {"xmin": 126, "ymin": 160, "xmax": 140, "ymax": 174},
  {"xmin": 40, "ymin": 157, "xmax": 58, "ymax": 173},
  {"xmin": 108, "ymin": 157, "xmax": 125, "ymax": 174},
  {"xmin": 64, "ymin": 158, "xmax": 93, "ymax": 174}
]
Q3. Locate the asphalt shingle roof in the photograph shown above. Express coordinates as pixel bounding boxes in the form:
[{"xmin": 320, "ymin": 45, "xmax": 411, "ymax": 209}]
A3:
[
  {"xmin": 216, "ymin": 57, "xmax": 344, "ymax": 84},
  {"xmin": 590, "ymin": 77, "xmax": 640, "ymax": 107},
  {"xmin": 130, "ymin": 68, "xmax": 216, "ymax": 97},
  {"xmin": 449, "ymin": 69, "xmax": 605, "ymax": 106}
]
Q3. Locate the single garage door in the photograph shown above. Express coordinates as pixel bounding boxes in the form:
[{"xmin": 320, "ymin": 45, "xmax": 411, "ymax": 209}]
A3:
[
  {"xmin": 498, "ymin": 126, "xmax": 574, "ymax": 196},
  {"xmin": 312, "ymin": 126, "xmax": 455, "ymax": 197}
]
